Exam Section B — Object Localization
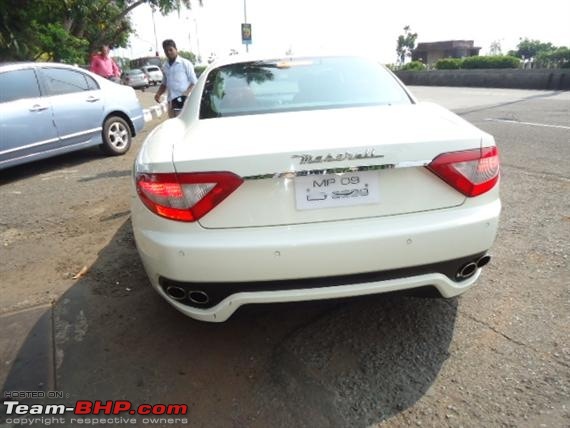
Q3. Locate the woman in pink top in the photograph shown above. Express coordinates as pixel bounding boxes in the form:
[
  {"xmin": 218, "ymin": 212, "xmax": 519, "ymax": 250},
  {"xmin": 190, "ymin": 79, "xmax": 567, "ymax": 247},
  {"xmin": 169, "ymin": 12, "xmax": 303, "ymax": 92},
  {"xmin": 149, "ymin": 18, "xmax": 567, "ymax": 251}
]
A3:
[{"xmin": 90, "ymin": 45, "xmax": 121, "ymax": 81}]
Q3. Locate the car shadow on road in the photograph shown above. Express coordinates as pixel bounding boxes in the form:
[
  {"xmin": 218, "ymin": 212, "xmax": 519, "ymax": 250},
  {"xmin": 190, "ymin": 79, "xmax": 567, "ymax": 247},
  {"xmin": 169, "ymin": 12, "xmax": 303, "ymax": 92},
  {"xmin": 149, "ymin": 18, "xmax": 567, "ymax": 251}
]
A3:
[
  {"xmin": 2, "ymin": 220, "xmax": 458, "ymax": 427},
  {"xmin": 0, "ymin": 148, "xmax": 106, "ymax": 186},
  {"xmin": 77, "ymin": 170, "xmax": 132, "ymax": 182}
]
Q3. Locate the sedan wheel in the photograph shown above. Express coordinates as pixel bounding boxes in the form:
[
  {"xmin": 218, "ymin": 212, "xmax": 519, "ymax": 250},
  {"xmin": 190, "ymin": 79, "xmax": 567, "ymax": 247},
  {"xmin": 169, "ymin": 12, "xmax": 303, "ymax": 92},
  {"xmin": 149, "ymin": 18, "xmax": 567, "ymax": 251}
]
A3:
[{"xmin": 100, "ymin": 116, "xmax": 131, "ymax": 155}]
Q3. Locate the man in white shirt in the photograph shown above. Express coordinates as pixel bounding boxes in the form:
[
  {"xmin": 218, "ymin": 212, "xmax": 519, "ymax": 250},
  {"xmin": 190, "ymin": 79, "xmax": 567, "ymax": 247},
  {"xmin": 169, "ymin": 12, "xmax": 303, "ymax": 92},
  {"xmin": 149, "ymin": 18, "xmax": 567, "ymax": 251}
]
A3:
[{"xmin": 154, "ymin": 39, "xmax": 198, "ymax": 118}]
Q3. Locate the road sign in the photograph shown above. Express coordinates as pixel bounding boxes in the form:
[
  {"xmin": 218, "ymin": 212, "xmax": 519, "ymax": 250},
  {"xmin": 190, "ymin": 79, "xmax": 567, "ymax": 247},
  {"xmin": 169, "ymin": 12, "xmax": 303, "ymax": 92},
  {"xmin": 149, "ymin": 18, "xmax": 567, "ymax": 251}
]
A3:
[{"xmin": 241, "ymin": 23, "xmax": 252, "ymax": 45}]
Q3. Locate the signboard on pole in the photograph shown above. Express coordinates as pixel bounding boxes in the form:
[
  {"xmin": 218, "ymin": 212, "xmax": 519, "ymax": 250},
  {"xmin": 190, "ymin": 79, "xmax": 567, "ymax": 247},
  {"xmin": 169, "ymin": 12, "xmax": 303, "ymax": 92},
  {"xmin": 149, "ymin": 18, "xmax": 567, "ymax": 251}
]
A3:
[{"xmin": 241, "ymin": 23, "xmax": 252, "ymax": 45}]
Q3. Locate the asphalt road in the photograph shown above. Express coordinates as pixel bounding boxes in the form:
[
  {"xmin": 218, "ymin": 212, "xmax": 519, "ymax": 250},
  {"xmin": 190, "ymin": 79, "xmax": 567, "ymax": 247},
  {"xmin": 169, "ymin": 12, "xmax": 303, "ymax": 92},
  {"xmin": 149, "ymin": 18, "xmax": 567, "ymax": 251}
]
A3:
[{"xmin": 0, "ymin": 87, "xmax": 569, "ymax": 428}]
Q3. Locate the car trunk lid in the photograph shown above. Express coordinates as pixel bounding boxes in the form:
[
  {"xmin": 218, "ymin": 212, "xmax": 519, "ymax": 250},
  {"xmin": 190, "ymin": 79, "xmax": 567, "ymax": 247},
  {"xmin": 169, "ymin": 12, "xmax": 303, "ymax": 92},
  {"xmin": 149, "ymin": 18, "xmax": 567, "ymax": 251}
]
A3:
[{"xmin": 171, "ymin": 103, "xmax": 483, "ymax": 228}]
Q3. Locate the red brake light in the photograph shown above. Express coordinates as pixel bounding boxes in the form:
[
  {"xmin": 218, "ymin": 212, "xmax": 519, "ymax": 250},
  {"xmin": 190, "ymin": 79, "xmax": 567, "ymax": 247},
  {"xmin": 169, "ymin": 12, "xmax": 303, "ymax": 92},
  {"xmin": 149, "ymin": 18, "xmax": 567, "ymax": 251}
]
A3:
[
  {"xmin": 136, "ymin": 172, "xmax": 243, "ymax": 222},
  {"xmin": 427, "ymin": 146, "xmax": 499, "ymax": 197}
]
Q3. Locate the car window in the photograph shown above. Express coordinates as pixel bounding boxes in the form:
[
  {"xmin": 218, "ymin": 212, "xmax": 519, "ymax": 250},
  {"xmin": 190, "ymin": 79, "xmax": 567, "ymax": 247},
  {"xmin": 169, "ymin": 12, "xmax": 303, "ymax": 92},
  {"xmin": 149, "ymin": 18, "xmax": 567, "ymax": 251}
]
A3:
[
  {"xmin": 200, "ymin": 56, "xmax": 412, "ymax": 119},
  {"xmin": 146, "ymin": 66, "xmax": 160, "ymax": 72},
  {"xmin": 85, "ymin": 74, "xmax": 99, "ymax": 90},
  {"xmin": 41, "ymin": 68, "xmax": 92, "ymax": 96},
  {"xmin": 0, "ymin": 69, "xmax": 41, "ymax": 103}
]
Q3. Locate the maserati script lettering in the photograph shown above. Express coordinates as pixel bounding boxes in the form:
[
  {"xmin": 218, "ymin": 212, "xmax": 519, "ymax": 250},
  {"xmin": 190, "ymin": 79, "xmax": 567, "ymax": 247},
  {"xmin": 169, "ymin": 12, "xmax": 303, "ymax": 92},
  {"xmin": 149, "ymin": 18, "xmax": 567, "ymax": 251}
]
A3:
[{"xmin": 291, "ymin": 149, "xmax": 384, "ymax": 165}]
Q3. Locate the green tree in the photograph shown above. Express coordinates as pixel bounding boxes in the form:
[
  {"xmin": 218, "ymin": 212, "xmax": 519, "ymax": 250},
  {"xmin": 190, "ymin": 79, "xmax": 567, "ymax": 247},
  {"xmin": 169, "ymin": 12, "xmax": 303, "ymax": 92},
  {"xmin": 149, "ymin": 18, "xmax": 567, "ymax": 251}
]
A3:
[
  {"xmin": 508, "ymin": 38, "xmax": 555, "ymax": 59},
  {"xmin": 536, "ymin": 46, "xmax": 570, "ymax": 68},
  {"xmin": 0, "ymin": 0, "xmax": 200, "ymax": 63},
  {"xmin": 0, "ymin": 0, "xmax": 90, "ymax": 61},
  {"xmin": 396, "ymin": 25, "xmax": 418, "ymax": 65},
  {"xmin": 178, "ymin": 50, "xmax": 197, "ymax": 64}
]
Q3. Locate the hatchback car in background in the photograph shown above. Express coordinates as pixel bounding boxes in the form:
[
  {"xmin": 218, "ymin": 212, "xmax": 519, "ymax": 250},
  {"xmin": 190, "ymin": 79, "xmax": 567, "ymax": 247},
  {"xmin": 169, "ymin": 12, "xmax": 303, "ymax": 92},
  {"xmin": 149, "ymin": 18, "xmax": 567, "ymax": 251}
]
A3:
[
  {"xmin": 121, "ymin": 69, "xmax": 149, "ymax": 90},
  {"xmin": 0, "ymin": 63, "xmax": 145, "ymax": 170},
  {"xmin": 131, "ymin": 55, "xmax": 501, "ymax": 322},
  {"xmin": 141, "ymin": 65, "xmax": 163, "ymax": 86}
]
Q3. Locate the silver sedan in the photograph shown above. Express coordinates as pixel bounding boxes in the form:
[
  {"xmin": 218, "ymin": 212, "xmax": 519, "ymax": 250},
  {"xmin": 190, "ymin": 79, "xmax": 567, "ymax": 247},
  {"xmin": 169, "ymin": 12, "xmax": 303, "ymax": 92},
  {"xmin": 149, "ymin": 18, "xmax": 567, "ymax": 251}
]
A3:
[
  {"xmin": 121, "ymin": 69, "xmax": 149, "ymax": 90},
  {"xmin": 0, "ymin": 62, "xmax": 145, "ymax": 170}
]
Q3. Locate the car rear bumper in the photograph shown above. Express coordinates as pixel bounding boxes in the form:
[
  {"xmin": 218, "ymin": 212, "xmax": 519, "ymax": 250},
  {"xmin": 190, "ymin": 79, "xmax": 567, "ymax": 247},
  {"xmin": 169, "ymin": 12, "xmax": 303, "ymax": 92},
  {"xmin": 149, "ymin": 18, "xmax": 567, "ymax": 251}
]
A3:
[
  {"xmin": 155, "ymin": 269, "xmax": 483, "ymax": 322},
  {"xmin": 131, "ymin": 190, "xmax": 501, "ymax": 321}
]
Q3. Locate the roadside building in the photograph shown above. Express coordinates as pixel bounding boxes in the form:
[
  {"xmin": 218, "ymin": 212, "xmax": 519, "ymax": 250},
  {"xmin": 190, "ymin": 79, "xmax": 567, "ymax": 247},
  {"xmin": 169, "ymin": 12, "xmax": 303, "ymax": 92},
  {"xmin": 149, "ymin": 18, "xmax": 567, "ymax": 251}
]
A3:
[{"xmin": 412, "ymin": 40, "xmax": 481, "ymax": 66}]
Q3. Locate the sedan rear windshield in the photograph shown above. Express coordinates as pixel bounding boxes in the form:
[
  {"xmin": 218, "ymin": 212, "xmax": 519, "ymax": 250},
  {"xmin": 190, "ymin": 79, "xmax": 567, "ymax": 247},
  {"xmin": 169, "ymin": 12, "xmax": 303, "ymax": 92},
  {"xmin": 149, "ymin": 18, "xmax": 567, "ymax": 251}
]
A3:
[{"xmin": 200, "ymin": 56, "xmax": 412, "ymax": 119}]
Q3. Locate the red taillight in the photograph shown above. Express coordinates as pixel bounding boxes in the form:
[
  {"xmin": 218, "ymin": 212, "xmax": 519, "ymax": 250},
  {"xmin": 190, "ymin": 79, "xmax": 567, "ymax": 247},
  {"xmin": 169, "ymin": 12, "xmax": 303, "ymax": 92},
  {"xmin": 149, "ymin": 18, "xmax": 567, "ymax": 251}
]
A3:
[
  {"xmin": 427, "ymin": 146, "xmax": 500, "ymax": 197},
  {"xmin": 136, "ymin": 172, "xmax": 243, "ymax": 222}
]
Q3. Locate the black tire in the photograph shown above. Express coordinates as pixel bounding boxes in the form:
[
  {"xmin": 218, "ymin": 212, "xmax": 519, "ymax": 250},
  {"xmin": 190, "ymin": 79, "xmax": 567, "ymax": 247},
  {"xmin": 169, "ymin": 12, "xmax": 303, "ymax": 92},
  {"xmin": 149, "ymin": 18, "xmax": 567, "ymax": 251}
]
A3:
[{"xmin": 100, "ymin": 116, "xmax": 131, "ymax": 156}]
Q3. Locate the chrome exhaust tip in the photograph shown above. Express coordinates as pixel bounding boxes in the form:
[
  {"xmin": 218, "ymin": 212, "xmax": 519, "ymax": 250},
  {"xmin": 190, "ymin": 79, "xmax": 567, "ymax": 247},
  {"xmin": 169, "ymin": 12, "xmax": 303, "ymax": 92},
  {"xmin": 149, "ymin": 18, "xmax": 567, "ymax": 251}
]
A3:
[
  {"xmin": 188, "ymin": 290, "xmax": 209, "ymax": 305},
  {"xmin": 165, "ymin": 285, "xmax": 187, "ymax": 301},
  {"xmin": 477, "ymin": 255, "xmax": 491, "ymax": 268},
  {"xmin": 457, "ymin": 262, "xmax": 478, "ymax": 280}
]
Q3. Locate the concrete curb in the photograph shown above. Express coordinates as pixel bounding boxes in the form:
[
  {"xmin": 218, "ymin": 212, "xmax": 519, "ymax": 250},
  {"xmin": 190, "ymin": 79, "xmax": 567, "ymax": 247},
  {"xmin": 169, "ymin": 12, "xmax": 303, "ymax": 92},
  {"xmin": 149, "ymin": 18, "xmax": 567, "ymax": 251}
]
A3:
[{"xmin": 143, "ymin": 102, "xmax": 168, "ymax": 122}]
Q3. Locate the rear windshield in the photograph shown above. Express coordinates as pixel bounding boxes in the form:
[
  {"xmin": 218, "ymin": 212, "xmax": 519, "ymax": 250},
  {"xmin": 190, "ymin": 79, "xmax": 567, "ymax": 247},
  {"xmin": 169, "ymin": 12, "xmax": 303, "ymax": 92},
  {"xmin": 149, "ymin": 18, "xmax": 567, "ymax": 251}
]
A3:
[
  {"xmin": 146, "ymin": 66, "xmax": 160, "ymax": 72},
  {"xmin": 200, "ymin": 56, "xmax": 411, "ymax": 119}
]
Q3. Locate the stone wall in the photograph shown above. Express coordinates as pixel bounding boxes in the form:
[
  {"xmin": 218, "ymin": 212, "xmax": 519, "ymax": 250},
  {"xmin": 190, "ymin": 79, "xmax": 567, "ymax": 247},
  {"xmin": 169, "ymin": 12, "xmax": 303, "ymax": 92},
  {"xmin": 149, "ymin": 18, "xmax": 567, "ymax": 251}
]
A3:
[{"xmin": 395, "ymin": 69, "xmax": 570, "ymax": 90}]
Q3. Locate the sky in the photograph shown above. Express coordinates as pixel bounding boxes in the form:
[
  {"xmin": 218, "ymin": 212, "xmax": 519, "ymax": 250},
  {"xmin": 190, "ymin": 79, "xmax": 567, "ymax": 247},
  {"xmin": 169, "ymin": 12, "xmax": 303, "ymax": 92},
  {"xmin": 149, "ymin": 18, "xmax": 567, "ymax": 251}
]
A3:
[{"xmin": 120, "ymin": 0, "xmax": 570, "ymax": 63}]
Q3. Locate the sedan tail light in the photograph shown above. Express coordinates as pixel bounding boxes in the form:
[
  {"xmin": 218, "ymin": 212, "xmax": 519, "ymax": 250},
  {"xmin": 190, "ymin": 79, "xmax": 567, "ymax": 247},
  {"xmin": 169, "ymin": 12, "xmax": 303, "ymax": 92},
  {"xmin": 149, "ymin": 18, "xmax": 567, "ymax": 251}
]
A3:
[
  {"xmin": 427, "ymin": 146, "xmax": 499, "ymax": 197},
  {"xmin": 136, "ymin": 172, "xmax": 243, "ymax": 222}
]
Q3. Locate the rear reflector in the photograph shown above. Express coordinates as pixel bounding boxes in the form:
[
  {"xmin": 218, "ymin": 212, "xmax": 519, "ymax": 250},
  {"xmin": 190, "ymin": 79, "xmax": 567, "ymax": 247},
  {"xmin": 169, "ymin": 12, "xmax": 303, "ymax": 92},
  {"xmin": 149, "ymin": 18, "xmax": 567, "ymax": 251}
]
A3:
[
  {"xmin": 136, "ymin": 172, "xmax": 243, "ymax": 222},
  {"xmin": 427, "ymin": 146, "xmax": 499, "ymax": 197}
]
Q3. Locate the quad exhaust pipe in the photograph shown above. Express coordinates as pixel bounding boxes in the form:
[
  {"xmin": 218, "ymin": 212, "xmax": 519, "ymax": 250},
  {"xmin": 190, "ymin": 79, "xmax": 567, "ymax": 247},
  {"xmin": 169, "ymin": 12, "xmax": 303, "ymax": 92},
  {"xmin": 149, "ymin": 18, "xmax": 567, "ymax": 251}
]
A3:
[
  {"xmin": 476, "ymin": 255, "xmax": 491, "ymax": 268},
  {"xmin": 188, "ymin": 290, "xmax": 209, "ymax": 305},
  {"xmin": 456, "ymin": 255, "xmax": 492, "ymax": 280},
  {"xmin": 165, "ymin": 285, "xmax": 187, "ymax": 301},
  {"xmin": 165, "ymin": 286, "xmax": 210, "ymax": 305}
]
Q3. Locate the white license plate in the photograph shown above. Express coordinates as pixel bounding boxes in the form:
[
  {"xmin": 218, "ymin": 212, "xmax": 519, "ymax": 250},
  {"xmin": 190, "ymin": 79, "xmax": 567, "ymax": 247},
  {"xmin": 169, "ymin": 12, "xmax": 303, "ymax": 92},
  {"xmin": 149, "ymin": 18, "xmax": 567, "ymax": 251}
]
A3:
[{"xmin": 294, "ymin": 171, "xmax": 380, "ymax": 210}]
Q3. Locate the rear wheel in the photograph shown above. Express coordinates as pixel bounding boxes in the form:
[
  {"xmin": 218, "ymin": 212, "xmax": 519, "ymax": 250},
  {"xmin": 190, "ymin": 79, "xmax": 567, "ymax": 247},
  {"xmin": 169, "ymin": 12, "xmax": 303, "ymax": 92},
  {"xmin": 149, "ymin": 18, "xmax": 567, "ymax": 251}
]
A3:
[{"xmin": 100, "ymin": 116, "xmax": 131, "ymax": 156}]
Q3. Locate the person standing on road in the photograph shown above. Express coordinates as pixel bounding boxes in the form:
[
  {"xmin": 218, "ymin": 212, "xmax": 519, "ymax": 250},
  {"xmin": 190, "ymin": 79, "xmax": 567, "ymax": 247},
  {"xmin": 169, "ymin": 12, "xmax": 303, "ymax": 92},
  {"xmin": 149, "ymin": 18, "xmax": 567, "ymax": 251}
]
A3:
[
  {"xmin": 89, "ymin": 44, "xmax": 121, "ymax": 82},
  {"xmin": 154, "ymin": 39, "xmax": 197, "ymax": 118}
]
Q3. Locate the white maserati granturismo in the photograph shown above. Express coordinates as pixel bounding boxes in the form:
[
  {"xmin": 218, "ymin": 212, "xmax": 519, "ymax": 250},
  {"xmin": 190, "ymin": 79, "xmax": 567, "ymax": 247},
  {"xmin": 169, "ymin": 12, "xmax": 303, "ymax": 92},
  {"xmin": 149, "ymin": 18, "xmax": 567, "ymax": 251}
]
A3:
[{"xmin": 131, "ymin": 55, "xmax": 501, "ymax": 322}]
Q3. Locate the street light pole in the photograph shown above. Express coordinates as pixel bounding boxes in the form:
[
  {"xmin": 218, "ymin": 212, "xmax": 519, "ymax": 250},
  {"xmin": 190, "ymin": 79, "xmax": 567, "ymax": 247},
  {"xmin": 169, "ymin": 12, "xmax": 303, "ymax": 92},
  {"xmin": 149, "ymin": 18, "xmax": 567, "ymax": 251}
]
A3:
[
  {"xmin": 243, "ymin": 0, "xmax": 248, "ymax": 53},
  {"xmin": 151, "ymin": 6, "xmax": 159, "ymax": 56},
  {"xmin": 195, "ymin": 18, "xmax": 201, "ymax": 62}
]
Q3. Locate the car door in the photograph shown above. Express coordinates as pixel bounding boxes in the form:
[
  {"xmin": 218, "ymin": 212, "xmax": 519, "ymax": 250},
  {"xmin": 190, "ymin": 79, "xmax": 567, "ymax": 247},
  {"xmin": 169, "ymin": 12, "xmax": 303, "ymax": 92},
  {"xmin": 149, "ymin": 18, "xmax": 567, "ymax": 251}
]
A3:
[
  {"xmin": 38, "ymin": 67, "xmax": 105, "ymax": 148},
  {"xmin": 0, "ymin": 67, "xmax": 59, "ymax": 169}
]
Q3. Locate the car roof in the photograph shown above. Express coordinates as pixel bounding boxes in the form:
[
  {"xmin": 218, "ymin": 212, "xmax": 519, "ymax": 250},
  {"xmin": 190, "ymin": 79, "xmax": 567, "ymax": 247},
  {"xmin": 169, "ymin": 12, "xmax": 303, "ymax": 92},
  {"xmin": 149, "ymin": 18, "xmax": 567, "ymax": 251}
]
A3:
[
  {"xmin": 199, "ymin": 52, "xmax": 385, "ymax": 80},
  {"xmin": 210, "ymin": 52, "xmax": 374, "ymax": 68},
  {"xmin": 0, "ymin": 62, "xmax": 112, "ymax": 85},
  {"xmin": 0, "ymin": 62, "xmax": 86, "ymax": 73}
]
